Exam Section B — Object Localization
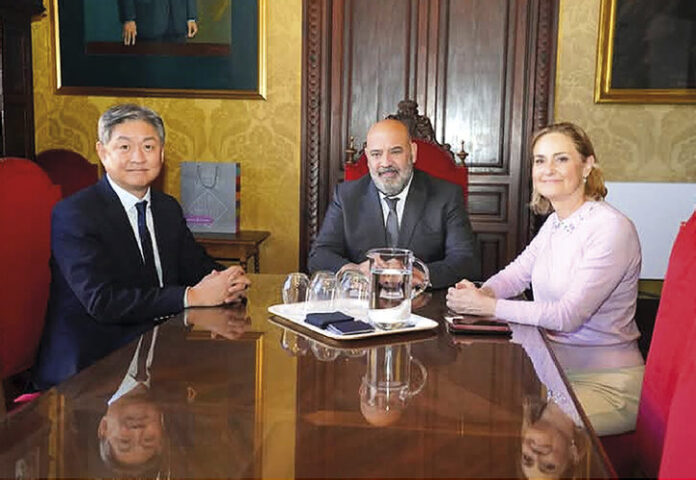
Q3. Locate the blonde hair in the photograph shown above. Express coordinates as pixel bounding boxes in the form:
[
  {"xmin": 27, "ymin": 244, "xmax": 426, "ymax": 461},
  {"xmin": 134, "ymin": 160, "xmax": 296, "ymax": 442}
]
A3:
[{"xmin": 529, "ymin": 122, "xmax": 607, "ymax": 215}]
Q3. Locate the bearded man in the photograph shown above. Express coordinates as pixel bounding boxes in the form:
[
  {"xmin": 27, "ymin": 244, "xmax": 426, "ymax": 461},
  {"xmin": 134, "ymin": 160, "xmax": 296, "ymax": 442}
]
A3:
[{"xmin": 308, "ymin": 119, "xmax": 480, "ymax": 289}]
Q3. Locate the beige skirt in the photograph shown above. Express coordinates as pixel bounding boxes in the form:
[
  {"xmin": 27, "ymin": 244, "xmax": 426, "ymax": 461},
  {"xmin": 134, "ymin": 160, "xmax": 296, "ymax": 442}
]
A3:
[{"xmin": 566, "ymin": 365, "xmax": 645, "ymax": 436}]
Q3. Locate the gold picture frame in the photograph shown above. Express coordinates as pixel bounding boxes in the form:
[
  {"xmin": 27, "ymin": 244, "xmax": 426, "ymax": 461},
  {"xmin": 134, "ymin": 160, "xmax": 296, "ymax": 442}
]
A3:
[
  {"xmin": 595, "ymin": 0, "xmax": 696, "ymax": 104},
  {"xmin": 50, "ymin": 0, "xmax": 267, "ymax": 99}
]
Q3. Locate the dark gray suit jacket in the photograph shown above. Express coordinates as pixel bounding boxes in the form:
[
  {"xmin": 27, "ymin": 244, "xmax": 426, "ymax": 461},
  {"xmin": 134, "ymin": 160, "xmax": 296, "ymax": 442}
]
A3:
[{"xmin": 308, "ymin": 170, "xmax": 480, "ymax": 288}]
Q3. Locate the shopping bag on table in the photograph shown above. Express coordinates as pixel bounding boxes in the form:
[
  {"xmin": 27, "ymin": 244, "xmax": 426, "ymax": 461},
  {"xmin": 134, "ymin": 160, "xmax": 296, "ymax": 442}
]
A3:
[{"xmin": 180, "ymin": 162, "xmax": 240, "ymax": 233}]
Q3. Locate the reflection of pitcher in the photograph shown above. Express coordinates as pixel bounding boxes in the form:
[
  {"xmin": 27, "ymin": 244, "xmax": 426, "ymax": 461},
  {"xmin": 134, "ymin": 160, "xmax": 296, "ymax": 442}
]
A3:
[
  {"xmin": 359, "ymin": 344, "xmax": 427, "ymax": 426},
  {"xmin": 367, "ymin": 248, "xmax": 430, "ymax": 330}
]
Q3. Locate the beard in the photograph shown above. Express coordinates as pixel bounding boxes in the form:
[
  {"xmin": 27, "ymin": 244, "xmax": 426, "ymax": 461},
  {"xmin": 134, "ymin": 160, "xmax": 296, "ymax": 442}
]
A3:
[{"xmin": 370, "ymin": 162, "xmax": 414, "ymax": 196}]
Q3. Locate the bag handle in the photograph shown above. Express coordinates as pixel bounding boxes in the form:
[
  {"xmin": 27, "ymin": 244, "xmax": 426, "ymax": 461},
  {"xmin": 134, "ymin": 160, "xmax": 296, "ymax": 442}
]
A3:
[{"xmin": 196, "ymin": 164, "xmax": 219, "ymax": 189}]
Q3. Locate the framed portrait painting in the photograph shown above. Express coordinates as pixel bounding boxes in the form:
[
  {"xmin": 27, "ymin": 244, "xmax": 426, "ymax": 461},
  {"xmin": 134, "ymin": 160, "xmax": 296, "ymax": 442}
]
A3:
[
  {"xmin": 51, "ymin": 0, "xmax": 266, "ymax": 99},
  {"xmin": 595, "ymin": 0, "xmax": 696, "ymax": 103}
]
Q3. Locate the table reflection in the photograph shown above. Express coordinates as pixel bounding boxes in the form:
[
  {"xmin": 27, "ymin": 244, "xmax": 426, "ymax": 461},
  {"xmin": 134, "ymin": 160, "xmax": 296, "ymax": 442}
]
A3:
[
  {"xmin": 277, "ymin": 326, "xmax": 428, "ymax": 427},
  {"xmin": 360, "ymin": 344, "xmax": 427, "ymax": 427},
  {"xmin": 510, "ymin": 325, "xmax": 596, "ymax": 479},
  {"xmin": 0, "ymin": 275, "xmax": 613, "ymax": 479},
  {"xmin": 521, "ymin": 397, "xmax": 589, "ymax": 480},
  {"xmin": 48, "ymin": 303, "xmax": 258, "ymax": 479},
  {"xmin": 549, "ymin": 340, "xmax": 644, "ymax": 436}
]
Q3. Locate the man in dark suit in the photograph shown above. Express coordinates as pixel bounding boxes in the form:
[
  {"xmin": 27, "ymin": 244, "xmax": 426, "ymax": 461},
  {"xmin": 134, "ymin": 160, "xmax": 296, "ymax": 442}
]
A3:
[
  {"xmin": 308, "ymin": 119, "xmax": 480, "ymax": 289},
  {"xmin": 118, "ymin": 0, "xmax": 198, "ymax": 45},
  {"xmin": 33, "ymin": 104, "xmax": 249, "ymax": 390}
]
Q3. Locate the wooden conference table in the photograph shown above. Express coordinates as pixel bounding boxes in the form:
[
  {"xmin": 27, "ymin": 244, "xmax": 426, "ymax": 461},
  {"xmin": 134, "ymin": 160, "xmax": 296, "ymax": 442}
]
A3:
[{"xmin": 0, "ymin": 275, "xmax": 614, "ymax": 479}]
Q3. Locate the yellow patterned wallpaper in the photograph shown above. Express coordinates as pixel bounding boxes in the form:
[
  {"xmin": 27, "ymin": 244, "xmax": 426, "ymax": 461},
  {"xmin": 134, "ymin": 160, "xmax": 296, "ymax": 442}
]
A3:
[
  {"xmin": 31, "ymin": 0, "xmax": 302, "ymax": 273},
  {"xmin": 556, "ymin": 0, "xmax": 696, "ymax": 182}
]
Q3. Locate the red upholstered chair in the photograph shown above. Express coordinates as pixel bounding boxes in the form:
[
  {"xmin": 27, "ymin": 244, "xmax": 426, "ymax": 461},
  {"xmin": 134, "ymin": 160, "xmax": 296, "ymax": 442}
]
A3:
[
  {"xmin": 659, "ymin": 336, "xmax": 696, "ymax": 478},
  {"xmin": 601, "ymin": 210, "xmax": 696, "ymax": 477},
  {"xmin": 344, "ymin": 100, "xmax": 469, "ymax": 203},
  {"xmin": 35, "ymin": 149, "xmax": 98, "ymax": 197},
  {"xmin": 344, "ymin": 138, "xmax": 469, "ymax": 203},
  {"xmin": 0, "ymin": 158, "xmax": 61, "ymax": 411}
]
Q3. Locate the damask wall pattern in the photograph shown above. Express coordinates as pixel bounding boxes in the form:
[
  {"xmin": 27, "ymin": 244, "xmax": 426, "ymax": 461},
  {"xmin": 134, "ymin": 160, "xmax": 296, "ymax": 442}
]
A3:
[
  {"xmin": 31, "ymin": 0, "xmax": 302, "ymax": 273},
  {"xmin": 556, "ymin": 0, "xmax": 696, "ymax": 182}
]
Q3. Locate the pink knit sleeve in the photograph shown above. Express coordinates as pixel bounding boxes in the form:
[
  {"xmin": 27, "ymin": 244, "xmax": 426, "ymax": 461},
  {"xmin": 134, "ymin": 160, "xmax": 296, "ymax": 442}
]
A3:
[
  {"xmin": 493, "ymin": 216, "xmax": 640, "ymax": 331},
  {"xmin": 483, "ymin": 221, "xmax": 549, "ymax": 299}
]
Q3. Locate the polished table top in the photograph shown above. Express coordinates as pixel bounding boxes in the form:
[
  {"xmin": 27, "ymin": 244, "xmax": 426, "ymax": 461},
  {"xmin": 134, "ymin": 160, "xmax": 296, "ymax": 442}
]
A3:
[{"xmin": 0, "ymin": 274, "xmax": 614, "ymax": 479}]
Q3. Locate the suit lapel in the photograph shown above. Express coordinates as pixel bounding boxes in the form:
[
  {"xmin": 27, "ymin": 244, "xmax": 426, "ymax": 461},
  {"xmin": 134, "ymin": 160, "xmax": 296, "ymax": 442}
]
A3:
[
  {"xmin": 365, "ymin": 179, "xmax": 389, "ymax": 246},
  {"xmin": 398, "ymin": 171, "xmax": 427, "ymax": 248},
  {"xmin": 96, "ymin": 178, "xmax": 143, "ymax": 266}
]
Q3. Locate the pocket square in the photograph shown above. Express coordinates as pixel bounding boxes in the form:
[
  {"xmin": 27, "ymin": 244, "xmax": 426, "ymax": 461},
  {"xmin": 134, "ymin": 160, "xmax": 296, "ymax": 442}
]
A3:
[{"xmin": 305, "ymin": 311, "xmax": 354, "ymax": 329}]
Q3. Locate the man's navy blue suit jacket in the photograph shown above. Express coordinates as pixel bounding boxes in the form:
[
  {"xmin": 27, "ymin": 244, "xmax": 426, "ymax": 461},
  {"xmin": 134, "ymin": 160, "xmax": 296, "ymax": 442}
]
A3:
[{"xmin": 33, "ymin": 177, "xmax": 220, "ymax": 389}]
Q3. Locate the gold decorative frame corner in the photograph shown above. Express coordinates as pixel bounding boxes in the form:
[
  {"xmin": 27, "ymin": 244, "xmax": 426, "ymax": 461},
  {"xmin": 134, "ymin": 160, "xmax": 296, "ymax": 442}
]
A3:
[
  {"xmin": 50, "ymin": 0, "xmax": 267, "ymax": 100},
  {"xmin": 594, "ymin": 0, "xmax": 696, "ymax": 104}
]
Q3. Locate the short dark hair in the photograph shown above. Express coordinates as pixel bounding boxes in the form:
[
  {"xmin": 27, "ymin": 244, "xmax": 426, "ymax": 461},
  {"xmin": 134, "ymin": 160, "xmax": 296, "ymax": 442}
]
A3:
[{"xmin": 98, "ymin": 104, "xmax": 165, "ymax": 145}]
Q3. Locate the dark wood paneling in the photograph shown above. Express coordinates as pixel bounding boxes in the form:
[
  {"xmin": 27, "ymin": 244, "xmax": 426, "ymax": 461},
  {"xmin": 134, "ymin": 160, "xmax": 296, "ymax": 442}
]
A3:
[
  {"xmin": 467, "ymin": 184, "xmax": 508, "ymax": 222},
  {"xmin": 443, "ymin": 0, "xmax": 509, "ymax": 169},
  {"xmin": 0, "ymin": 0, "xmax": 44, "ymax": 160},
  {"xmin": 476, "ymin": 232, "xmax": 507, "ymax": 281}
]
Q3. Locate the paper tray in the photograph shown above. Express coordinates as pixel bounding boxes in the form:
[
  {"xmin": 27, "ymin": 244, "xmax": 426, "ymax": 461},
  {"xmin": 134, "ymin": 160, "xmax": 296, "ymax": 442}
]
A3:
[{"xmin": 267, "ymin": 303, "xmax": 439, "ymax": 341}]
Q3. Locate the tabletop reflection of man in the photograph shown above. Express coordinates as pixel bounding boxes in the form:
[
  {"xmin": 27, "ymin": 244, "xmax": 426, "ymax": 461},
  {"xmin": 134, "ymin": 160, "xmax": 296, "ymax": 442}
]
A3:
[
  {"xmin": 98, "ymin": 328, "xmax": 166, "ymax": 476},
  {"xmin": 98, "ymin": 305, "xmax": 250, "ymax": 477}
]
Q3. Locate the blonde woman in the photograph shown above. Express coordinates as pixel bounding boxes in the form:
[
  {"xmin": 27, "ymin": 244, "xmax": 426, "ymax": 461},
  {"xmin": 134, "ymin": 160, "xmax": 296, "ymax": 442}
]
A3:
[{"xmin": 447, "ymin": 122, "xmax": 644, "ymax": 435}]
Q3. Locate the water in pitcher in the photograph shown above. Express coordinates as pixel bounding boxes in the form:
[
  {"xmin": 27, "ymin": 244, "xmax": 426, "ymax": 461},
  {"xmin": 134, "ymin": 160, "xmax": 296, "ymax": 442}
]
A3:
[{"xmin": 368, "ymin": 267, "xmax": 414, "ymax": 330}]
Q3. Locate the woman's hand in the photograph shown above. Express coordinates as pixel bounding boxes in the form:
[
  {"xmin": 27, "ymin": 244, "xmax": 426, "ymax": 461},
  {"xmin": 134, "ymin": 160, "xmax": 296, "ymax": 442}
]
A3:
[{"xmin": 446, "ymin": 281, "xmax": 497, "ymax": 316}]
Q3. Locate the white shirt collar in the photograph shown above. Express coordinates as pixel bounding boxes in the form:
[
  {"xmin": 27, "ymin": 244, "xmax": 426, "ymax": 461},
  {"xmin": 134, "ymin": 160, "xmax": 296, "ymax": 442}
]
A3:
[
  {"xmin": 106, "ymin": 174, "xmax": 152, "ymax": 211},
  {"xmin": 378, "ymin": 171, "xmax": 414, "ymax": 203}
]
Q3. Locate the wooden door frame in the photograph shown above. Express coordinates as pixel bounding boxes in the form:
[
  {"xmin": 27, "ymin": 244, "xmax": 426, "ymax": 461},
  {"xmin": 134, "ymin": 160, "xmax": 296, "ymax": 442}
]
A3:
[{"xmin": 299, "ymin": 0, "xmax": 559, "ymax": 271}]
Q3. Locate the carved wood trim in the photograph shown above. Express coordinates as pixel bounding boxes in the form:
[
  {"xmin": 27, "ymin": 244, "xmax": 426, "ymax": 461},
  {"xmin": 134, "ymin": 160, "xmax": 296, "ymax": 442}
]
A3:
[
  {"xmin": 300, "ymin": 0, "xmax": 328, "ymax": 270},
  {"xmin": 526, "ymin": 0, "xmax": 559, "ymax": 240},
  {"xmin": 533, "ymin": 0, "xmax": 558, "ymax": 131}
]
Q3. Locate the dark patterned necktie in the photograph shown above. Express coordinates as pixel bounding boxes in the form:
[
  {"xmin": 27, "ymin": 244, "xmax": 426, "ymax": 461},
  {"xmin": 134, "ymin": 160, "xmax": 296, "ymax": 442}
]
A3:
[
  {"xmin": 385, "ymin": 197, "xmax": 399, "ymax": 247},
  {"xmin": 135, "ymin": 201, "xmax": 159, "ymax": 286}
]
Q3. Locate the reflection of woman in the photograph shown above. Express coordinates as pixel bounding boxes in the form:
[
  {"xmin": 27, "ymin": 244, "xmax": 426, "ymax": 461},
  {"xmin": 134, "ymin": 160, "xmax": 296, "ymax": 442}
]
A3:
[
  {"xmin": 447, "ymin": 123, "xmax": 644, "ymax": 435},
  {"xmin": 521, "ymin": 397, "xmax": 588, "ymax": 479}
]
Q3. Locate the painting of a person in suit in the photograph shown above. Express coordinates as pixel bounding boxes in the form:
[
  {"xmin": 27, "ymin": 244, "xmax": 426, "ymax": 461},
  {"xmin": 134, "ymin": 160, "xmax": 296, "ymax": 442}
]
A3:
[
  {"xmin": 118, "ymin": 0, "xmax": 199, "ymax": 45},
  {"xmin": 308, "ymin": 119, "xmax": 480, "ymax": 289}
]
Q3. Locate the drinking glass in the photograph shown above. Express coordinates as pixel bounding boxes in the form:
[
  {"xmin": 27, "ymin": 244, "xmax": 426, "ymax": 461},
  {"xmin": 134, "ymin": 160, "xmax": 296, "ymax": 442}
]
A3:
[
  {"xmin": 282, "ymin": 272, "xmax": 310, "ymax": 304},
  {"xmin": 280, "ymin": 328, "xmax": 310, "ymax": 357},
  {"xmin": 336, "ymin": 269, "xmax": 370, "ymax": 320},
  {"xmin": 305, "ymin": 271, "xmax": 337, "ymax": 313},
  {"xmin": 310, "ymin": 340, "xmax": 341, "ymax": 362}
]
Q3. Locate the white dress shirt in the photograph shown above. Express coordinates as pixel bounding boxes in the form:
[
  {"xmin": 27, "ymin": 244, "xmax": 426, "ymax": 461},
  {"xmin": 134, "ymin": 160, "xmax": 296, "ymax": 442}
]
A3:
[
  {"xmin": 377, "ymin": 173, "xmax": 414, "ymax": 228},
  {"xmin": 108, "ymin": 326, "xmax": 159, "ymax": 405},
  {"xmin": 106, "ymin": 175, "xmax": 164, "ymax": 287}
]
